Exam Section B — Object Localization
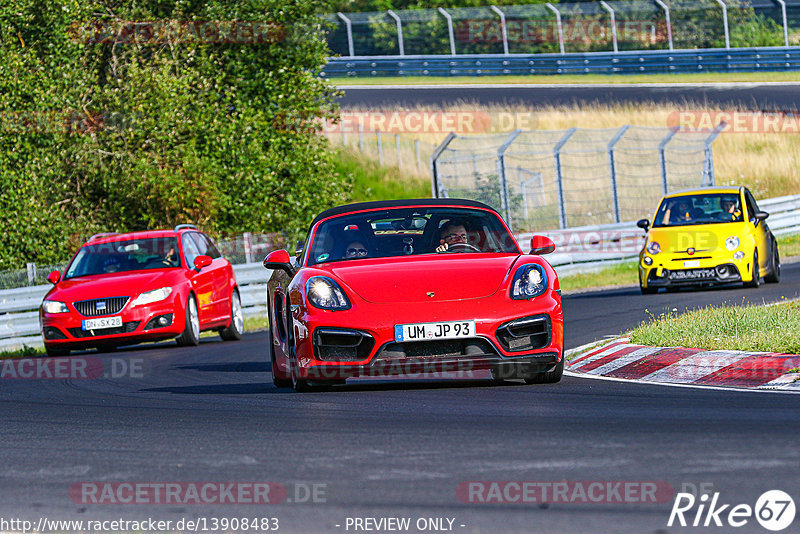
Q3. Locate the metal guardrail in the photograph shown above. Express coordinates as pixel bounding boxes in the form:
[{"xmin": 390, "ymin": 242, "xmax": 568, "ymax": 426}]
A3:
[
  {"xmin": 322, "ymin": 47, "xmax": 800, "ymax": 77},
  {"xmin": 2, "ymin": 196, "xmax": 800, "ymax": 350}
]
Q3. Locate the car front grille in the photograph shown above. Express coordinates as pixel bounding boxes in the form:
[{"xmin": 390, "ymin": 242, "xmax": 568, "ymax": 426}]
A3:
[
  {"xmin": 68, "ymin": 321, "xmax": 140, "ymax": 338},
  {"xmin": 73, "ymin": 296, "xmax": 130, "ymax": 317}
]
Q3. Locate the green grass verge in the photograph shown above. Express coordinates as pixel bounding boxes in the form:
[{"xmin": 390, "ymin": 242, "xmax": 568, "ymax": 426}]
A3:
[
  {"xmin": 332, "ymin": 72, "xmax": 800, "ymax": 86},
  {"xmin": 0, "ymin": 345, "xmax": 45, "ymax": 360},
  {"xmin": 333, "ymin": 147, "xmax": 430, "ymax": 202},
  {"xmin": 629, "ymin": 298, "xmax": 800, "ymax": 353},
  {"xmin": 559, "ymin": 261, "xmax": 638, "ymax": 292},
  {"xmin": 777, "ymin": 233, "xmax": 800, "ymax": 258}
]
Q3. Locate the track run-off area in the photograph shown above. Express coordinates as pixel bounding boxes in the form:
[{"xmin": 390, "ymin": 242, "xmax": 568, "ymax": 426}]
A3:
[{"xmin": 2, "ymin": 263, "xmax": 799, "ymax": 533}]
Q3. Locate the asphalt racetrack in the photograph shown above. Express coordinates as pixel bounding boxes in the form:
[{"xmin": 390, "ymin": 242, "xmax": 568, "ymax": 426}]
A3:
[
  {"xmin": 2, "ymin": 264, "xmax": 800, "ymax": 533},
  {"xmin": 337, "ymin": 83, "xmax": 800, "ymax": 111}
]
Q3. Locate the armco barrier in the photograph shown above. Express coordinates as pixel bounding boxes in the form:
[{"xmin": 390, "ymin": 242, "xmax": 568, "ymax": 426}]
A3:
[
  {"xmin": 2, "ymin": 194, "xmax": 799, "ymax": 349},
  {"xmin": 322, "ymin": 47, "xmax": 800, "ymax": 77}
]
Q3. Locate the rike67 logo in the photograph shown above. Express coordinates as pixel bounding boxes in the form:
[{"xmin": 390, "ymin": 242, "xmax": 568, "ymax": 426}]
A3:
[{"xmin": 668, "ymin": 490, "xmax": 795, "ymax": 531}]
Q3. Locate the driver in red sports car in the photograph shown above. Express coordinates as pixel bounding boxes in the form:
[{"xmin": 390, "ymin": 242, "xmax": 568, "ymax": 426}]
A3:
[{"xmin": 435, "ymin": 219, "xmax": 477, "ymax": 253}]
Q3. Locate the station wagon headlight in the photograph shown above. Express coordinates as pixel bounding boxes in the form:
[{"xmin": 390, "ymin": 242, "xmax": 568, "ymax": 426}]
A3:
[
  {"xmin": 725, "ymin": 236, "xmax": 740, "ymax": 251},
  {"xmin": 646, "ymin": 241, "xmax": 661, "ymax": 255},
  {"xmin": 511, "ymin": 264, "xmax": 548, "ymax": 300},
  {"xmin": 42, "ymin": 300, "xmax": 69, "ymax": 314},
  {"xmin": 306, "ymin": 277, "xmax": 351, "ymax": 310},
  {"xmin": 131, "ymin": 287, "xmax": 172, "ymax": 306}
]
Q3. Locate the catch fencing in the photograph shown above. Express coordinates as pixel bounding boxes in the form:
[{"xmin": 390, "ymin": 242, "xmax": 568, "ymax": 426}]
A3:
[
  {"xmin": 322, "ymin": 1, "xmax": 800, "ymax": 59},
  {"xmin": 431, "ymin": 124, "xmax": 724, "ymax": 232}
]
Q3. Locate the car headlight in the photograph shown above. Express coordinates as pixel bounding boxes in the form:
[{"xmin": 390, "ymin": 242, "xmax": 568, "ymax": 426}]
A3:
[
  {"xmin": 643, "ymin": 256, "xmax": 653, "ymax": 266},
  {"xmin": 725, "ymin": 236, "xmax": 740, "ymax": 251},
  {"xmin": 306, "ymin": 277, "xmax": 351, "ymax": 310},
  {"xmin": 646, "ymin": 241, "xmax": 661, "ymax": 255},
  {"xmin": 510, "ymin": 264, "xmax": 548, "ymax": 300},
  {"xmin": 733, "ymin": 251, "xmax": 745, "ymax": 260},
  {"xmin": 131, "ymin": 287, "xmax": 173, "ymax": 306},
  {"xmin": 42, "ymin": 300, "xmax": 69, "ymax": 314}
]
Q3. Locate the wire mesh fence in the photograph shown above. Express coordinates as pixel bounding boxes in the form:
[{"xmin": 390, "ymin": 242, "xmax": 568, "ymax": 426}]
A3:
[
  {"xmin": 323, "ymin": 0, "xmax": 800, "ymax": 58},
  {"xmin": 432, "ymin": 125, "xmax": 724, "ymax": 232}
]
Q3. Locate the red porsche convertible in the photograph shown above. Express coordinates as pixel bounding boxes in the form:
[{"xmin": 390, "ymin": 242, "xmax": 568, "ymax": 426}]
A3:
[
  {"xmin": 264, "ymin": 199, "xmax": 564, "ymax": 391},
  {"xmin": 40, "ymin": 225, "xmax": 243, "ymax": 356}
]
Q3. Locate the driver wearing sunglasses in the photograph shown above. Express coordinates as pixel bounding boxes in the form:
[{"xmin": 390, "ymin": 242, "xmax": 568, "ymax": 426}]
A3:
[
  {"xmin": 435, "ymin": 220, "xmax": 474, "ymax": 253},
  {"xmin": 345, "ymin": 241, "xmax": 369, "ymax": 259}
]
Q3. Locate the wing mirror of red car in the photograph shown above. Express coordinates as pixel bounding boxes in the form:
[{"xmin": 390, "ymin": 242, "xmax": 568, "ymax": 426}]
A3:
[
  {"xmin": 529, "ymin": 235, "xmax": 556, "ymax": 255},
  {"xmin": 193, "ymin": 255, "xmax": 213, "ymax": 271},
  {"xmin": 263, "ymin": 250, "xmax": 296, "ymax": 277},
  {"xmin": 637, "ymin": 218, "xmax": 650, "ymax": 232},
  {"xmin": 46, "ymin": 270, "xmax": 61, "ymax": 284}
]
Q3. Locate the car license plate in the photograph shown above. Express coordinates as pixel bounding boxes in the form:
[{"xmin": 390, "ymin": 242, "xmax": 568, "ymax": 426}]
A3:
[
  {"xmin": 82, "ymin": 316, "xmax": 123, "ymax": 330},
  {"xmin": 394, "ymin": 320, "xmax": 476, "ymax": 342},
  {"xmin": 683, "ymin": 260, "xmax": 700, "ymax": 268}
]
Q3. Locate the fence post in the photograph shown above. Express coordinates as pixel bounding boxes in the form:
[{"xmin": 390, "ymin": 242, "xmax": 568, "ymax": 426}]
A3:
[
  {"xmin": 714, "ymin": 0, "xmax": 730, "ymax": 49},
  {"xmin": 654, "ymin": 0, "xmax": 673, "ymax": 51},
  {"xmin": 703, "ymin": 121, "xmax": 726, "ymax": 186},
  {"xmin": 377, "ymin": 130, "xmax": 383, "ymax": 165},
  {"xmin": 26, "ymin": 263, "xmax": 36, "ymax": 285},
  {"xmin": 553, "ymin": 128, "xmax": 576, "ymax": 229},
  {"xmin": 599, "ymin": 1, "xmax": 618, "ymax": 53},
  {"xmin": 658, "ymin": 127, "xmax": 678, "ymax": 195},
  {"xmin": 776, "ymin": 0, "xmax": 789, "ymax": 47},
  {"xmin": 358, "ymin": 123, "xmax": 364, "ymax": 151},
  {"xmin": 430, "ymin": 132, "xmax": 457, "ymax": 198},
  {"xmin": 607, "ymin": 125, "xmax": 630, "ymax": 223},
  {"xmin": 497, "ymin": 129, "xmax": 522, "ymax": 227},
  {"xmin": 336, "ymin": 12, "xmax": 355, "ymax": 57},
  {"xmin": 415, "ymin": 139, "xmax": 421, "ymax": 172},
  {"xmin": 395, "ymin": 134, "xmax": 401, "ymax": 169},
  {"xmin": 545, "ymin": 3, "xmax": 565, "ymax": 55},
  {"xmin": 438, "ymin": 8, "xmax": 456, "ymax": 55},
  {"xmin": 341, "ymin": 122, "xmax": 347, "ymax": 145},
  {"xmin": 490, "ymin": 6, "xmax": 509, "ymax": 55},
  {"xmin": 243, "ymin": 232, "xmax": 253, "ymax": 264},
  {"xmin": 387, "ymin": 10, "xmax": 405, "ymax": 56}
]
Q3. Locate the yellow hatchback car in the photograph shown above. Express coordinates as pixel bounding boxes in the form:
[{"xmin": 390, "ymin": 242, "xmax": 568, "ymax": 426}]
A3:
[{"xmin": 637, "ymin": 186, "xmax": 780, "ymax": 294}]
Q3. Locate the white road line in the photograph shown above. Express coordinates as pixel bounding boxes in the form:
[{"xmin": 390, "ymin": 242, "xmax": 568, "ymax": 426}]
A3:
[
  {"xmin": 337, "ymin": 82, "xmax": 800, "ymax": 90},
  {"xmin": 583, "ymin": 346, "xmax": 663, "ymax": 376},
  {"xmin": 639, "ymin": 350, "xmax": 752, "ymax": 384}
]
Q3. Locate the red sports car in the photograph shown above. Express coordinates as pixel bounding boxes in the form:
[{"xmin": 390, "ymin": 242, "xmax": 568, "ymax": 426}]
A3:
[
  {"xmin": 40, "ymin": 225, "xmax": 243, "ymax": 356},
  {"xmin": 264, "ymin": 199, "xmax": 564, "ymax": 391}
]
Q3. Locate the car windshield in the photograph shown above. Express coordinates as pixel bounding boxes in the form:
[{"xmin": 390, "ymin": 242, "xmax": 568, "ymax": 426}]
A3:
[
  {"xmin": 64, "ymin": 237, "xmax": 181, "ymax": 279},
  {"xmin": 652, "ymin": 193, "xmax": 744, "ymax": 227},
  {"xmin": 307, "ymin": 207, "xmax": 519, "ymax": 265}
]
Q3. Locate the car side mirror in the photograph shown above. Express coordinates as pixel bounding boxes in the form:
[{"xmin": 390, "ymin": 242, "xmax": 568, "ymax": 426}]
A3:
[
  {"xmin": 754, "ymin": 211, "xmax": 769, "ymax": 222},
  {"xmin": 193, "ymin": 255, "xmax": 212, "ymax": 271},
  {"xmin": 294, "ymin": 239, "xmax": 305, "ymax": 257},
  {"xmin": 637, "ymin": 219, "xmax": 650, "ymax": 232},
  {"xmin": 46, "ymin": 270, "xmax": 61, "ymax": 284},
  {"xmin": 529, "ymin": 235, "xmax": 556, "ymax": 255},
  {"xmin": 264, "ymin": 249, "xmax": 296, "ymax": 276}
]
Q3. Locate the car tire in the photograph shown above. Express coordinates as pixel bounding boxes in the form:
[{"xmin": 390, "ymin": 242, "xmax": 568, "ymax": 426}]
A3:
[
  {"xmin": 745, "ymin": 252, "xmax": 761, "ymax": 288},
  {"xmin": 219, "ymin": 289, "xmax": 244, "ymax": 341},
  {"xmin": 176, "ymin": 294, "xmax": 200, "ymax": 346},
  {"xmin": 269, "ymin": 326, "xmax": 292, "ymax": 388},
  {"xmin": 640, "ymin": 285, "xmax": 657, "ymax": 295},
  {"xmin": 524, "ymin": 357, "xmax": 564, "ymax": 384},
  {"xmin": 45, "ymin": 346, "xmax": 70, "ymax": 357},
  {"xmin": 765, "ymin": 244, "xmax": 781, "ymax": 284}
]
